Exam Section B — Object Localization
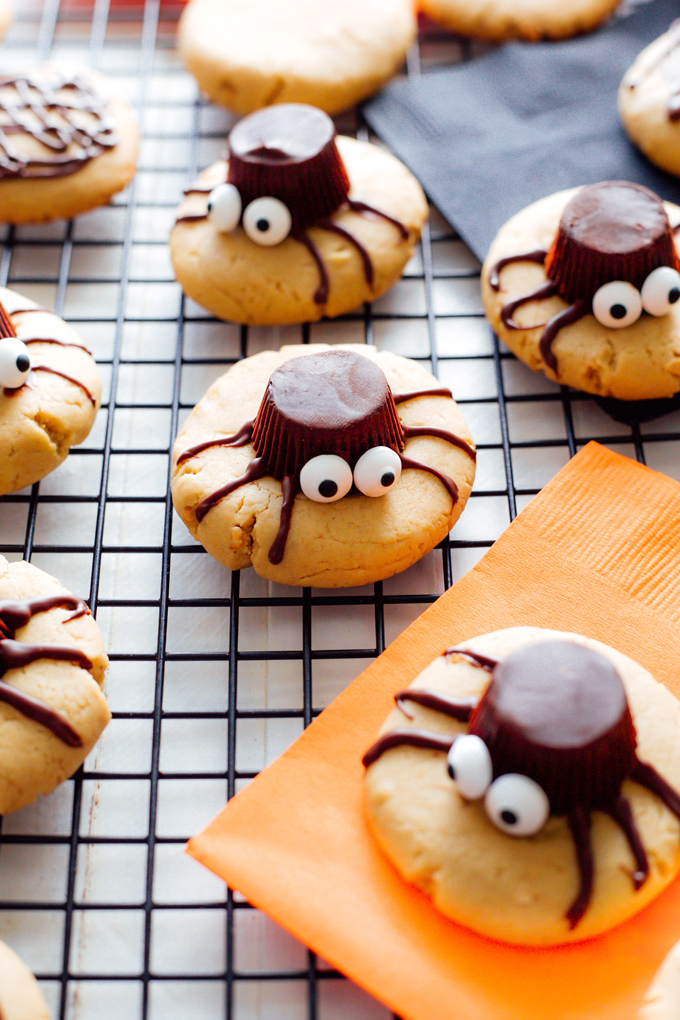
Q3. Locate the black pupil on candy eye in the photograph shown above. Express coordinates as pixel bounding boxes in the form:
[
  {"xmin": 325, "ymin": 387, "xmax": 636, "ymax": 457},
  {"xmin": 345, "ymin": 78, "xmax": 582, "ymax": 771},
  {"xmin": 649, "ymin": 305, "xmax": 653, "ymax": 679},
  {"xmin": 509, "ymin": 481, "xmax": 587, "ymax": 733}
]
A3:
[
  {"xmin": 447, "ymin": 762, "xmax": 456, "ymax": 780},
  {"xmin": 16, "ymin": 354, "xmax": 29, "ymax": 372},
  {"xmin": 319, "ymin": 479, "xmax": 337, "ymax": 498},
  {"xmin": 381, "ymin": 471, "xmax": 395, "ymax": 488},
  {"xmin": 500, "ymin": 809, "xmax": 518, "ymax": 825},
  {"xmin": 256, "ymin": 219, "xmax": 269, "ymax": 233},
  {"xmin": 670, "ymin": 288, "xmax": 680, "ymax": 305},
  {"xmin": 610, "ymin": 304, "xmax": 627, "ymax": 320}
]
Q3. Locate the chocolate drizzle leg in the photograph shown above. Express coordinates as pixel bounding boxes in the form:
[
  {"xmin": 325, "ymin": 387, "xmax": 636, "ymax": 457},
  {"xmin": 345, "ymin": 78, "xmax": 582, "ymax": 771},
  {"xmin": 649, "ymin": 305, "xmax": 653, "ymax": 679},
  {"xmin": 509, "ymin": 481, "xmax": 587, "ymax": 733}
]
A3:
[
  {"xmin": 566, "ymin": 806, "xmax": 594, "ymax": 929},
  {"xmin": 0, "ymin": 593, "xmax": 94, "ymax": 747}
]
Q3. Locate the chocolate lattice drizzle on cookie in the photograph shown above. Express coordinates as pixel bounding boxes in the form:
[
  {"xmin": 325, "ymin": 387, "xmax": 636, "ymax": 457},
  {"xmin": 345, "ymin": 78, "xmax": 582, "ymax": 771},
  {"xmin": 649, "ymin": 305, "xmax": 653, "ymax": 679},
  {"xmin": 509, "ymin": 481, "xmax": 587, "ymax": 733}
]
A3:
[
  {"xmin": 363, "ymin": 640, "xmax": 680, "ymax": 929},
  {"xmin": 176, "ymin": 349, "xmax": 475, "ymax": 565},
  {"xmin": 0, "ymin": 594, "xmax": 92, "ymax": 747},
  {"xmin": 625, "ymin": 19, "xmax": 680, "ymax": 121},
  {"xmin": 489, "ymin": 182, "xmax": 680, "ymax": 375},
  {"xmin": 177, "ymin": 104, "xmax": 409, "ymax": 304},
  {"xmin": 0, "ymin": 298, "xmax": 96, "ymax": 403},
  {"xmin": 0, "ymin": 69, "xmax": 117, "ymax": 179}
]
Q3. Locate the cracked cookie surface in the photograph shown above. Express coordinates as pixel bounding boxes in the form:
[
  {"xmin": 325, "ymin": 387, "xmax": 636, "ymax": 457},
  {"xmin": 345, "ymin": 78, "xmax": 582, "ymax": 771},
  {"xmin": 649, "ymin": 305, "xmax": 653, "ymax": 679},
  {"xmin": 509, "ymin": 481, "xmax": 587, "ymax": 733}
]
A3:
[
  {"xmin": 481, "ymin": 189, "xmax": 680, "ymax": 400},
  {"xmin": 170, "ymin": 137, "xmax": 427, "ymax": 325},
  {"xmin": 0, "ymin": 940, "xmax": 50, "ymax": 1020},
  {"xmin": 619, "ymin": 27, "xmax": 680, "ymax": 178},
  {"xmin": 0, "ymin": 286, "xmax": 101, "ymax": 496},
  {"xmin": 178, "ymin": 0, "xmax": 416, "ymax": 115},
  {"xmin": 171, "ymin": 344, "xmax": 475, "ymax": 588},
  {"xmin": 0, "ymin": 555, "xmax": 110, "ymax": 814}
]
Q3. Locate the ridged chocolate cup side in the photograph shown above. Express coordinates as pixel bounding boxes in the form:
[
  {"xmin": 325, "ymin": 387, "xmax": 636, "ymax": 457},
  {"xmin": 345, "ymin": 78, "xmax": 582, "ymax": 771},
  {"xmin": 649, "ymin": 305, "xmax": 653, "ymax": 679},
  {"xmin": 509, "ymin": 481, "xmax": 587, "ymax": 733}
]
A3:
[
  {"xmin": 0, "ymin": 301, "xmax": 16, "ymax": 338},
  {"xmin": 468, "ymin": 641, "xmax": 637, "ymax": 815},
  {"xmin": 251, "ymin": 350, "xmax": 404, "ymax": 481},
  {"xmin": 227, "ymin": 104, "xmax": 350, "ymax": 233},
  {"xmin": 544, "ymin": 181, "xmax": 680, "ymax": 304}
]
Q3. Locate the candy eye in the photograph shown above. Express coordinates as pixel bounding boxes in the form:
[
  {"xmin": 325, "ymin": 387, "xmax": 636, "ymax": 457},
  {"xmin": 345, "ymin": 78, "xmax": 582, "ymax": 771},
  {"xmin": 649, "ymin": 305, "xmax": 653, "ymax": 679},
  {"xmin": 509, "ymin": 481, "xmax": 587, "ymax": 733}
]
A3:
[
  {"xmin": 299, "ymin": 454, "xmax": 353, "ymax": 503},
  {"xmin": 353, "ymin": 446, "xmax": 402, "ymax": 497},
  {"xmin": 484, "ymin": 773, "xmax": 550, "ymax": 837},
  {"xmin": 0, "ymin": 337, "xmax": 30, "ymax": 388},
  {"xmin": 592, "ymin": 281, "xmax": 642, "ymax": 328},
  {"xmin": 640, "ymin": 266, "xmax": 680, "ymax": 316},
  {"xmin": 207, "ymin": 183, "xmax": 242, "ymax": 233},
  {"xmin": 446, "ymin": 734, "xmax": 493, "ymax": 800},
  {"xmin": 242, "ymin": 197, "xmax": 292, "ymax": 246}
]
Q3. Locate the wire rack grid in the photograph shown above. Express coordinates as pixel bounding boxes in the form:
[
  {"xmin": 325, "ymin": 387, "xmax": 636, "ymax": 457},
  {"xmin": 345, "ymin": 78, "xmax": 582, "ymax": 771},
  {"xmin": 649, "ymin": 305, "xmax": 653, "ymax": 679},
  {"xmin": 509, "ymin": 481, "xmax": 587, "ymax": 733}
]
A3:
[{"xmin": 0, "ymin": 2, "xmax": 679, "ymax": 1019}]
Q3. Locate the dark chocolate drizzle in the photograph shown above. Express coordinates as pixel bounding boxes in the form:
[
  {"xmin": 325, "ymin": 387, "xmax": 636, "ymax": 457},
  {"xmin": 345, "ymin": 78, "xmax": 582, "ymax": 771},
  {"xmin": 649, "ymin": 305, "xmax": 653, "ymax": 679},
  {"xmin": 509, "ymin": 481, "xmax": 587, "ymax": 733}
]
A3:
[
  {"xmin": 176, "ymin": 420, "xmax": 254, "ymax": 466},
  {"xmin": 347, "ymin": 199, "xmax": 409, "ymax": 240},
  {"xmin": 489, "ymin": 250, "xmax": 547, "ymax": 290},
  {"xmin": 398, "ymin": 453, "xmax": 458, "ymax": 503},
  {"xmin": 500, "ymin": 281, "xmax": 557, "ymax": 329},
  {"xmin": 31, "ymin": 365, "xmax": 96, "ymax": 405},
  {"xmin": 23, "ymin": 336, "xmax": 91, "ymax": 354},
  {"xmin": 0, "ymin": 594, "xmax": 93, "ymax": 747},
  {"xmin": 268, "ymin": 474, "xmax": 299, "ymax": 566},
  {"xmin": 293, "ymin": 229, "xmax": 330, "ymax": 304},
  {"xmin": 402, "ymin": 424, "xmax": 476, "ymax": 462},
  {"xmin": 319, "ymin": 219, "xmax": 373, "ymax": 286},
  {"xmin": 538, "ymin": 301, "xmax": 587, "ymax": 372},
  {"xmin": 0, "ymin": 70, "xmax": 117, "ymax": 179},
  {"xmin": 194, "ymin": 456, "xmax": 266, "ymax": 524},
  {"xmin": 393, "ymin": 387, "xmax": 452, "ymax": 404},
  {"xmin": 364, "ymin": 640, "xmax": 680, "ymax": 929}
]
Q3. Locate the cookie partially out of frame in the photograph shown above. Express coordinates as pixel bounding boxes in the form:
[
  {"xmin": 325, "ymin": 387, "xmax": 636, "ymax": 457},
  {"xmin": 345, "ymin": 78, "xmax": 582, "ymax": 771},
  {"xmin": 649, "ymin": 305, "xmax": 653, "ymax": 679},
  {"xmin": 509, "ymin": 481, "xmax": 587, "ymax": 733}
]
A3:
[
  {"xmin": 0, "ymin": 65, "xmax": 138, "ymax": 223},
  {"xmin": 0, "ymin": 556, "xmax": 110, "ymax": 814},
  {"xmin": 178, "ymin": 0, "xmax": 416, "ymax": 116},
  {"xmin": 0, "ymin": 1, "xmax": 12, "ymax": 41},
  {"xmin": 364, "ymin": 627, "xmax": 680, "ymax": 946},
  {"xmin": 0, "ymin": 286, "xmax": 101, "ymax": 495},
  {"xmin": 619, "ymin": 23, "xmax": 680, "ymax": 178},
  {"xmin": 171, "ymin": 135, "xmax": 427, "ymax": 326},
  {"xmin": 481, "ymin": 183, "xmax": 680, "ymax": 400},
  {"xmin": 0, "ymin": 940, "xmax": 50, "ymax": 1020},
  {"xmin": 171, "ymin": 344, "xmax": 475, "ymax": 588},
  {"xmin": 419, "ymin": 0, "xmax": 620, "ymax": 42}
]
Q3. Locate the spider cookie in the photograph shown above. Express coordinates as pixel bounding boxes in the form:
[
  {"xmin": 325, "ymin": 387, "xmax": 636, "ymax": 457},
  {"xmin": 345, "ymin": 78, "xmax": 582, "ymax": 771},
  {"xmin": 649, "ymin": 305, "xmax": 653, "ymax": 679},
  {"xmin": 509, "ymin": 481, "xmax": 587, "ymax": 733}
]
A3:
[
  {"xmin": 0, "ymin": 555, "xmax": 110, "ymax": 814},
  {"xmin": 620, "ymin": 22, "xmax": 680, "ymax": 177},
  {"xmin": 178, "ymin": 0, "xmax": 416, "ymax": 116},
  {"xmin": 419, "ymin": 0, "xmax": 620, "ymax": 42},
  {"xmin": 0, "ymin": 941, "xmax": 50, "ymax": 1020},
  {"xmin": 0, "ymin": 65, "xmax": 138, "ymax": 223},
  {"xmin": 0, "ymin": 1, "xmax": 12, "ymax": 41},
  {"xmin": 171, "ymin": 104, "xmax": 427, "ymax": 325},
  {"xmin": 0, "ymin": 287, "xmax": 101, "ymax": 495},
  {"xmin": 171, "ymin": 344, "xmax": 475, "ymax": 588},
  {"xmin": 364, "ymin": 627, "xmax": 680, "ymax": 945},
  {"xmin": 482, "ymin": 181, "xmax": 680, "ymax": 400}
]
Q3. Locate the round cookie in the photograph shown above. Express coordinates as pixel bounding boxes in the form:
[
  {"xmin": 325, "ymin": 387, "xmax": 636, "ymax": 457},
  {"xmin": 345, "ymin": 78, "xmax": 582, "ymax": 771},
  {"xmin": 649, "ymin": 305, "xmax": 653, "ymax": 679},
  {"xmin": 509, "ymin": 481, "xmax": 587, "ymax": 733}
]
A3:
[
  {"xmin": 363, "ymin": 627, "xmax": 680, "ymax": 946},
  {"xmin": 0, "ymin": 286, "xmax": 102, "ymax": 495},
  {"xmin": 0, "ymin": 65, "xmax": 138, "ymax": 223},
  {"xmin": 481, "ymin": 182, "xmax": 680, "ymax": 400},
  {"xmin": 419, "ymin": 0, "xmax": 620, "ymax": 42},
  {"xmin": 641, "ymin": 939, "xmax": 680, "ymax": 1019},
  {"xmin": 0, "ymin": 555, "xmax": 110, "ymax": 814},
  {"xmin": 619, "ymin": 23, "xmax": 680, "ymax": 177},
  {"xmin": 171, "ymin": 344, "xmax": 476, "ymax": 588},
  {"xmin": 0, "ymin": 940, "xmax": 50, "ymax": 1020},
  {"xmin": 171, "ymin": 106, "xmax": 427, "ymax": 325},
  {"xmin": 177, "ymin": 0, "xmax": 416, "ymax": 116}
]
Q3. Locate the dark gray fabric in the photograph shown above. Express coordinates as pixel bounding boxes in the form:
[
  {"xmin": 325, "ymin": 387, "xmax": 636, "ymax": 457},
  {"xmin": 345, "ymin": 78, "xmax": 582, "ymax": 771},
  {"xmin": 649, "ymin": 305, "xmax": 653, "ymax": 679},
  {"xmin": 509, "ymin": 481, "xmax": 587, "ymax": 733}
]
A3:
[{"xmin": 364, "ymin": 0, "xmax": 680, "ymax": 262}]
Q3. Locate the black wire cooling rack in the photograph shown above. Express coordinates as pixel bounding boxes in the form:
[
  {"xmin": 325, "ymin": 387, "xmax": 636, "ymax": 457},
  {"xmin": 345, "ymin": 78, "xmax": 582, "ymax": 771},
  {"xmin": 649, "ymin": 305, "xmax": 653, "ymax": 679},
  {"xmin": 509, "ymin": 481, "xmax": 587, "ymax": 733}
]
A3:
[{"xmin": 0, "ymin": 2, "xmax": 678, "ymax": 1019}]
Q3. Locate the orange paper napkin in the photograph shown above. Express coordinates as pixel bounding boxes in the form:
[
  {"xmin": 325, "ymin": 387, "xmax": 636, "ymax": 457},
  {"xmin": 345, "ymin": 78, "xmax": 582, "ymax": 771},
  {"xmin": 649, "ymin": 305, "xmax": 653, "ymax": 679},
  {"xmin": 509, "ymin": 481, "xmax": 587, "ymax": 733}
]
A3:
[{"xmin": 188, "ymin": 441, "xmax": 680, "ymax": 1020}]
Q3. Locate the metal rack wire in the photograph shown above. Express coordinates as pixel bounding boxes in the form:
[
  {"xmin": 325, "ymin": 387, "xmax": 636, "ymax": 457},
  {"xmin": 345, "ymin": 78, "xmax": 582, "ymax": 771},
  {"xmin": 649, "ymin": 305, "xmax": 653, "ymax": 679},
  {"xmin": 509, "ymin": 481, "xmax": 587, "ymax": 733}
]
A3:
[{"xmin": 0, "ymin": 2, "xmax": 678, "ymax": 1019}]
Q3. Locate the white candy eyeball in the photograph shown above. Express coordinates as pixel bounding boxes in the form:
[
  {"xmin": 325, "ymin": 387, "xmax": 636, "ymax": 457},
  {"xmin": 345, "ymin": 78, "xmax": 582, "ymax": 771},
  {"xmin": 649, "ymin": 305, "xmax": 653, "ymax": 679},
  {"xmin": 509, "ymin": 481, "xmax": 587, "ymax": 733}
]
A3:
[
  {"xmin": 242, "ymin": 197, "xmax": 292, "ymax": 246},
  {"xmin": 353, "ymin": 446, "xmax": 402, "ymax": 498},
  {"xmin": 207, "ymin": 183, "xmax": 242, "ymax": 233},
  {"xmin": 592, "ymin": 280, "xmax": 642, "ymax": 328},
  {"xmin": 299, "ymin": 454, "xmax": 353, "ymax": 503},
  {"xmin": 0, "ymin": 337, "xmax": 31, "ymax": 388},
  {"xmin": 446, "ymin": 734, "xmax": 493, "ymax": 800},
  {"xmin": 484, "ymin": 773, "xmax": 550, "ymax": 837},
  {"xmin": 640, "ymin": 266, "xmax": 680, "ymax": 317}
]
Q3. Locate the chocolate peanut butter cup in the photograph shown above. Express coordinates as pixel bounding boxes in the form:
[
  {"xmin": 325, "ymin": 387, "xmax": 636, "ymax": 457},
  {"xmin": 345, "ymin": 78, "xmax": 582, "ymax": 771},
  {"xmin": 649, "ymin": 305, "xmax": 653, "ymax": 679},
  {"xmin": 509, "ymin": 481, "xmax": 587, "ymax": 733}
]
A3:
[
  {"xmin": 251, "ymin": 349, "xmax": 404, "ymax": 480},
  {"xmin": 228, "ymin": 104, "xmax": 350, "ymax": 233},
  {"xmin": 468, "ymin": 641, "xmax": 637, "ymax": 815},
  {"xmin": 545, "ymin": 181, "xmax": 680, "ymax": 303}
]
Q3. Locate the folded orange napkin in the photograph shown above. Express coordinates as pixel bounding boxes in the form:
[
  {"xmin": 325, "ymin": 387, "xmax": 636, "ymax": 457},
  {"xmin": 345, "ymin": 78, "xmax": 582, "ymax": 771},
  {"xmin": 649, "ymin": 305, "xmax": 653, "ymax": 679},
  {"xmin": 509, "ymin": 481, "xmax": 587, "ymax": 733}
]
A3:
[{"xmin": 188, "ymin": 441, "xmax": 680, "ymax": 1020}]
